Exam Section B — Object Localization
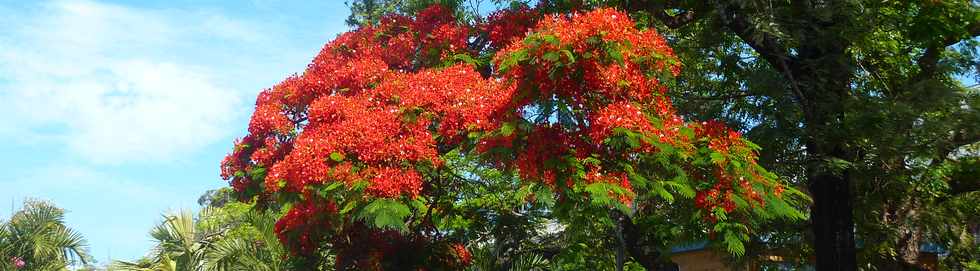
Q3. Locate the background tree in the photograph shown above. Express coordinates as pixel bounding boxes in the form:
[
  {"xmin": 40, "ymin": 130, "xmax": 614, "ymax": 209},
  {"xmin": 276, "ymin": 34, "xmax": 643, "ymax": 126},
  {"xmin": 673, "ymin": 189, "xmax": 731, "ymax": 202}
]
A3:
[{"xmin": 606, "ymin": 1, "xmax": 979, "ymax": 269}]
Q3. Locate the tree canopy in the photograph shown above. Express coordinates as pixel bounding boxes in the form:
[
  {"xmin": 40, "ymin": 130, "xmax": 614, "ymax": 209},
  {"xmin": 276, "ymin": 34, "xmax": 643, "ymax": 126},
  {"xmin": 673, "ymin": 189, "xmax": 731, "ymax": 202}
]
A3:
[{"xmin": 221, "ymin": 3, "xmax": 810, "ymax": 270}]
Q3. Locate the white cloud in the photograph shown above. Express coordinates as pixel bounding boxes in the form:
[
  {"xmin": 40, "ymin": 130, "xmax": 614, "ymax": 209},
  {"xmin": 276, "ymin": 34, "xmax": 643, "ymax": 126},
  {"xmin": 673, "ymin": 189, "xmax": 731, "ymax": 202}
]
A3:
[
  {"xmin": 0, "ymin": 0, "xmax": 254, "ymax": 164},
  {"xmin": 1, "ymin": 165, "xmax": 169, "ymax": 208},
  {"xmin": 0, "ymin": 0, "xmax": 347, "ymax": 262}
]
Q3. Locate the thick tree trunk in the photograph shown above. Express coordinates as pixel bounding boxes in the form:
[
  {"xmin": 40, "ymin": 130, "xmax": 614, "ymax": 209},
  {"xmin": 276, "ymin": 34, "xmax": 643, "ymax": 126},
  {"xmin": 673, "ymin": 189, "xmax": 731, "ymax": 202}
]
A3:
[
  {"xmin": 808, "ymin": 163, "xmax": 858, "ymax": 270},
  {"xmin": 801, "ymin": 87, "xmax": 859, "ymax": 270},
  {"xmin": 896, "ymin": 205, "xmax": 923, "ymax": 269},
  {"xmin": 613, "ymin": 211, "xmax": 678, "ymax": 271},
  {"xmin": 794, "ymin": 42, "xmax": 857, "ymax": 271}
]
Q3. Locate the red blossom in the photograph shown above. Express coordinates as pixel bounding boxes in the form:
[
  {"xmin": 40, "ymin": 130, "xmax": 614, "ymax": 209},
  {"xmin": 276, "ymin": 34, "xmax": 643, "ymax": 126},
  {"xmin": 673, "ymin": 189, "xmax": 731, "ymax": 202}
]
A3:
[
  {"xmin": 274, "ymin": 198, "xmax": 337, "ymax": 256},
  {"xmin": 366, "ymin": 167, "xmax": 423, "ymax": 198},
  {"xmin": 483, "ymin": 6, "xmax": 538, "ymax": 48},
  {"xmin": 452, "ymin": 243, "xmax": 472, "ymax": 266},
  {"xmin": 589, "ymin": 101, "xmax": 655, "ymax": 143}
]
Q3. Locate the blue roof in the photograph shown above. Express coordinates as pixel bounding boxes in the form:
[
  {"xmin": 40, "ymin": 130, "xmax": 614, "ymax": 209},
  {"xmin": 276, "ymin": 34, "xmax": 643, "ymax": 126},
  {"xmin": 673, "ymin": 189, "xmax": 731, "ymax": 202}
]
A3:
[{"xmin": 670, "ymin": 240, "xmax": 709, "ymax": 253}]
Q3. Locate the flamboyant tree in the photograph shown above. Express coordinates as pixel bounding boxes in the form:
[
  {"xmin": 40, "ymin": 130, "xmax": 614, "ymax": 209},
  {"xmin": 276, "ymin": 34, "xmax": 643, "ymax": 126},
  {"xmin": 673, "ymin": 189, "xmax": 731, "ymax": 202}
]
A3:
[{"xmin": 221, "ymin": 5, "xmax": 806, "ymax": 270}]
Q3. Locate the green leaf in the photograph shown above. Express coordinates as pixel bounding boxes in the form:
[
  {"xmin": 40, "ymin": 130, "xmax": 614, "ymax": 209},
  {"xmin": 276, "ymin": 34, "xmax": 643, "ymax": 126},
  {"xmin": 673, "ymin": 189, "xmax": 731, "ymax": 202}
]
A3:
[
  {"xmin": 540, "ymin": 34, "xmax": 560, "ymax": 45},
  {"xmin": 723, "ymin": 230, "xmax": 746, "ymax": 257},
  {"xmin": 624, "ymin": 131, "xmax": 641, "ymax": 149},
  {"xmin": 625, "ymin": 168, "xmax": 649, "ymax": 188},
  {"xmin": 500, "ymin": 49, "xmax": 527, "ymax": 72},
  {"xmin": 534, "ymin": 185, "xmax": 556, "ymax": 207},
  {"xmin": 584, "ymin": 183, "xmax": 614, "ymax": 206},
  {"xmin": 339, "ymin": 200, "xmax": 357, "ymax": 215},
  {"xmin": 329, "ymin": 152, "xmax": 346, "ymax": 162},
  {"xmin": 500, "ymin": 121, "xmax": 517, "ymax": 136},
  {"xmin": 514, "ymin": 184, "xmax": 535, "ymax": 202},
  {"xmin": 710, "ymin": 152, "xmax": 725, "ymax": 164},
  {"xmin": 543, "ymin": 51, "xmax": 560, "ymax": 62},
  {"xmin": 606, "ymin": 44, "xmax": 624, "ymax": 64},
  {"xmin": 349, "ymin": 179, "xmax": 370, "ymax": 191},
  {"xmin": 653, "ymin": 182, "xmax": 674, "ymax": 203},
  {"xmin": 248, "ymin": 166, "xmax": 266, "ymax": 178},
  {"xmin": 560, "ymin": 49, "xmax": 575, "ymax": 63},
  {"xmin": 319, "ymin": 182, "xmax": 344, "ymax": 197},
  {"xmin": 452, "ymin": 53, "xmax": 479, "ymax": 65},
  {"xmin": 357, "ymin": 199, "xmax": 411, "ymax": 231},
  {"xmin": 667, "ymin": 176, "xmax": 695, "ymax": 199}
]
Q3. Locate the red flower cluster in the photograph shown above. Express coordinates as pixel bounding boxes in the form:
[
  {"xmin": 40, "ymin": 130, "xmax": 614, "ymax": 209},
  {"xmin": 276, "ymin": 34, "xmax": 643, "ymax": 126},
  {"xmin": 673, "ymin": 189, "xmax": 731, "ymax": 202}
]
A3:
[
  {"xmin": 274, "ymin": 199, "xmax": 336, "ymax": 255},
  {"xmin": 481, "ymin": 8, "xmax": 685, "ymax": 199},
  {"xmin": 694, "ymin": 171, "xmax": 767, "ymax": 221},
  {"xmin": 330, "ymin": 225, "xmax": 472, "ymax": 270},
  {"xmin": 695, "ymin": 186, "xmax": 736, "ymax": 215},
  {"xmin": 689, "ymin": 120, "xmax": 780, "ymax": 220},
  {"xmin": 589, "ymin": 101, "xmax": 655, "ymax": 143},
  {"xmin": 514, "ymin": 125, "xmax": 572, "ymax": 186},
  {"xmin": 10, "ymin": 256, "xmax": 25, "ymax": 269},
  {"xmin": 483, "ymin": 6, "xmax": 538, "ymax": 48},
  {"xmin": 331, "ymin": 224, "xmax": 416, "ymax": 270},
  {"xmin": 366, "ymin": 167, "xmax": 423, "ymax": 198},
  {"xmin": 451, "ymin": 243, "xmax": 472, "ymax": 266},
  {"xmin": 693, "ymin": 120, "xmax": 745, "ymax": 155},
  {"xmin": 487, "ymin": 8, "xmax": 784, "ymax": 223},
  {"xmin": 584, "ymin": 165, "xmax": 635, "ymax": 206}
]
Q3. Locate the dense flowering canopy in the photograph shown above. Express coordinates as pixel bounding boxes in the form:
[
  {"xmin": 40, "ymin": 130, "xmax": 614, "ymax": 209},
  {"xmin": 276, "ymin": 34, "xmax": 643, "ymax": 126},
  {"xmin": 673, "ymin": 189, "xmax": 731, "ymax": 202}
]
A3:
[{"xmin": 222, "ymin": 5, "xmax": 804, "ymax": 269}]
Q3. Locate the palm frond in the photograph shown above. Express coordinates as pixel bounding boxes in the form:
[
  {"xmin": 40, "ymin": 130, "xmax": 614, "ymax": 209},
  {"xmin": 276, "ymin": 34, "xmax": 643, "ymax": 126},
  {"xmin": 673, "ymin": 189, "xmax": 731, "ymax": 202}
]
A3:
[{"xmin": 2, "ymin": 199, "xmax": 91, "ymax": 269}]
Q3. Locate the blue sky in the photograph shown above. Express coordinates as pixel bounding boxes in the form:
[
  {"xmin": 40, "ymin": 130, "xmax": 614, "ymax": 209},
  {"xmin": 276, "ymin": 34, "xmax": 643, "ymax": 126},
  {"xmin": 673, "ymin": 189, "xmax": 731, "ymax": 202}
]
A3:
[{"xmin": 0, "ymin": 0, "xmax": 350, "ymax": 263}]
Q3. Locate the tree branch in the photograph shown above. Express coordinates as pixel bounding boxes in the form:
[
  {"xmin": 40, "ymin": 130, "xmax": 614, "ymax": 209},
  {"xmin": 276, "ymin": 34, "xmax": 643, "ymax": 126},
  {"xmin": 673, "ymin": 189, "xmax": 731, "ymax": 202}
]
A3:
[
  {"xmin": 937, "ymin": 128, "xmax": 980, "ymax": 160},
  {"xmin": 612, "ymin": 210, "xmax": 678, "ymax": 271},
  {"xmin": 622, "ymin": 0, "xmax": 704, "ymax": 29},
  {"xmin": 713, "ymin": 2, "xmax": 791, "ymax": 69},
  {"xmin": 912, "ymin": 21, "xmax": 980, "ymax": 84},
  {"xmin": 712, "ymin": 2, "xmax": 810, "ymax": 112},
  {"xmin": 658, "ymin": 10, "xmax": 699, "ymax": 28},
  {"xmin": 674, "ymin": 92, "xmax": 756, "ymax": 101}
]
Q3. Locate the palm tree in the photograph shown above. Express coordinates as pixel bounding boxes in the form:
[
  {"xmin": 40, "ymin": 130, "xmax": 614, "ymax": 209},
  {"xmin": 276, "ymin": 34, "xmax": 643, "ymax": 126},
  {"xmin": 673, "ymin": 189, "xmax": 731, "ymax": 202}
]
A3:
[
  {"xmin": 113, "ymin": 209, "xmax": 223, "ymax": 271},
  {"xmin": 204, "ymin": 209, "xmax": 289, "ymax": 271},
  {"xmin": 0, "ymin": 199, "xmax": 92, "ymax": 270},
  {"xmin": 109, "ymin": 256, "xmax": 177, "ymax": 271},
  {"xmin": 114, "ymin": 204, "xmax": 289, "ymax": 271}
]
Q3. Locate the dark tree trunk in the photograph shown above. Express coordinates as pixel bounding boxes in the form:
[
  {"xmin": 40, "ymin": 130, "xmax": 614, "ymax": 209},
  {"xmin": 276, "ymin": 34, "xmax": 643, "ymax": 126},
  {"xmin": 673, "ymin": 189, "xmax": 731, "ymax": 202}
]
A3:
[
  {"xmin": 808, "ymin": 162, "xmax": 858, "ymax": 270},
  {"xmin": 613, "ymin": 211, "xmax": 679, "ymax": 271},
  {"xmin": 734, "ymin": 43, "xmax": 860, "ymax": 271},
  {"xmin": 795, "ymin": 47, "xmax": 858, "ymax": 270},
  {"xmin": 797, "ymin": 71, "xmax": 858, "ymax": 271}
]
